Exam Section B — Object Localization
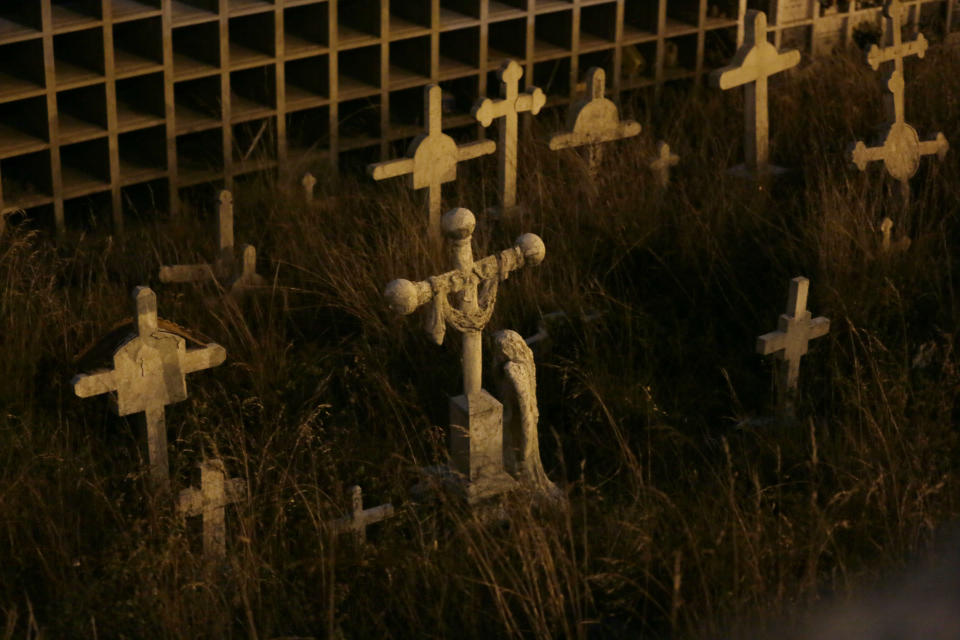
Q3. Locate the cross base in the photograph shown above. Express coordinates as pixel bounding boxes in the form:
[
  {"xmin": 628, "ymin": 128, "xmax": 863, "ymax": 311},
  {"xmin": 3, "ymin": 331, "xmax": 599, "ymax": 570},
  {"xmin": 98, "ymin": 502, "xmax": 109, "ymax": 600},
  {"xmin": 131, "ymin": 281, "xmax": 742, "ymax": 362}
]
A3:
[{"xmin": 413, "ymin": 464, "xmax": 519, "ymax": 505}]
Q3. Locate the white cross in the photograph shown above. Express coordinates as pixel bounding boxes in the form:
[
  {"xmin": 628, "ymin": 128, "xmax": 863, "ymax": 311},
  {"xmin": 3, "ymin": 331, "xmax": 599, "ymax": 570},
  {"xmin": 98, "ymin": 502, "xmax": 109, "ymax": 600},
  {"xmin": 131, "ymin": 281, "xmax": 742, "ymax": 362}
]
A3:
[
  {"xmin": 756, "ymin": 276, "xmax": 830, "ymax": 414},
  {"xmin": 548, "ymin": 67, "xmax": 642, "ymax": 178},
  {"xmin": 472, "ymin": 60, "xmax": 546, "ymax": 219},
  {"xmin": 178, "ymin": 459, "xmax": 246, "ymax": 560},
  {"xmin": 72, "ymin": 287, "xmax": 226, "ymax": 489},
  {"xmin": 331, "ymin": 485, "xmax": 395, "ymax": 544},
  {"xmin": 649, "ymin": 141, "xmax": 680, "ymax": 188},
  {"xmin": 851, "ymin": 0, "xmax": 948, "ymax": 201},
  {"xmin": 879, "ymin": 217, "xmax": 911, "ymax": 253},
  {"xmin": 301, "ymin": 172, "xmax": 317, "ymax": 204},
  {"xmin": 369, "ymin": 84, "xmax": 495, "ymax": 246},
  {"xmin": 710, "ymin": 10, "xmax": 800, "ymax": 176}
]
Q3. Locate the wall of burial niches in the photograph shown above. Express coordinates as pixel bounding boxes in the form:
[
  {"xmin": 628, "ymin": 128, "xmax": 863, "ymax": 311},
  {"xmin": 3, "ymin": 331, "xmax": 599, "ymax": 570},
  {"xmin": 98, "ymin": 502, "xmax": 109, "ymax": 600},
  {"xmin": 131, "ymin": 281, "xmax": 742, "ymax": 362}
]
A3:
[{"xmin": 0, "ymin": 1, "xmax": 952, "ymax": 232}]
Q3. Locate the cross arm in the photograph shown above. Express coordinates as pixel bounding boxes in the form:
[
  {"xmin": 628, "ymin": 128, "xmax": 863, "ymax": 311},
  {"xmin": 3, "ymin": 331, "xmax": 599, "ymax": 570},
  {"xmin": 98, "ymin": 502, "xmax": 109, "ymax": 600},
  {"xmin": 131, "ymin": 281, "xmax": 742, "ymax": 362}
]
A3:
[
  {"xmin": 332, "ymin": 503, "xmax": 395, "ymax": 533},
  {"xmin": 71, "ymin": 369, "xmax": 118, "ymax": 398},
  {"xmin": 866, "ymin": 34, "xmax": 928, "ymax": 70},
  {"xmin": 178, "ymin": 477, "xmax": 245, "ymax": 517},
  {"xmin": 456, "ymin": 139, "xmax": 496, "ymax": 162},
  {"xmin": 368, "ymin": 156, "xmax": 416, "ymax": 182},
  {"xmin": 808, "ymin": 316, "xmax": 830, "ymax": 340},
  {"xmin": 756, "ymin": 330, "xmax": 786, "ymax": 356},
  {"xmin": 472, "ymin": 97, "xmax": 505, "ymax": 127},
  {"xmin": 516, "ymin": 88, "xmax": 547, "ymax": 115},
  {"xmin": 918, "ymin": 133, "xmax": 949, "ymax": 161},
  {"xmin": 182, "ymin": 343, "xmax": 227, "ymax": 374},
  {"xmin": 159, "ymin": 263, "xmax": 215, "ymax": 284},
  {"xmin": 850, "ymin": 140, "xmax": 885, "ymax": 172}
]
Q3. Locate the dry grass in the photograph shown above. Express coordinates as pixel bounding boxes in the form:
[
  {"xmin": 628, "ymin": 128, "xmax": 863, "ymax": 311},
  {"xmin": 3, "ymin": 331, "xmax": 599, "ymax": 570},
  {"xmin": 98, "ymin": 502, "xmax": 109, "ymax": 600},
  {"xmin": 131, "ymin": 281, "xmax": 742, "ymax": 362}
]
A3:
[{"xmin": 1, "ymin": 44, "xmax": 960, "ymax": 639}]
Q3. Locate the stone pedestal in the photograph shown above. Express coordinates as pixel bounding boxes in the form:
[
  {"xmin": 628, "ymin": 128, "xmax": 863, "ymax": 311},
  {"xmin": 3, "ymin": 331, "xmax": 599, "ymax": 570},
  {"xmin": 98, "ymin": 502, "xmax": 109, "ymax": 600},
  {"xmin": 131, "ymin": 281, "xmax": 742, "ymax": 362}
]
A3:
[{"xmin": 448, "ymin": 390, "xmax": 517, "ymax": 502}]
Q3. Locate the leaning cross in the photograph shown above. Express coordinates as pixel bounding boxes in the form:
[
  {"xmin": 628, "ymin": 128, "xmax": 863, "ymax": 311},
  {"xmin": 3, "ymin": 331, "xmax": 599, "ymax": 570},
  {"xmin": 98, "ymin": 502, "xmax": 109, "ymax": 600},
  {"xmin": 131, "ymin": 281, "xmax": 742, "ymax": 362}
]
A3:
[
  {"xmin": 548, "ymin": 67, "xmax": 641, "ymax": 179},
  {"xmin": 756, "ymin": 276, "xmax": 830, "ymax": 415},
  {"xmin": 385, "ymin": 207, "xmax": 545, "ymax": 501},
  {"xmin": 649, "ymin": 141, "xmax": 680, "ymax": 188},
  {"xmin": 72, "ymin": 287, "xmax": 226, "ymax": 489},
  {"xmin": 369, "ymin": 84, "xmax": 495, "ymax": 246},
  {"xmin": 331, "ymin": 485, "xmax": 395, "ymax": 544},
  {"xmin": 710, "ymin": 10, "xmax": 800, "ymax": 178},
  {"xmin": 472, "ymin": 60, "xmax": 546, "ymax": 219},
  {"xmin": 851, "ymin": 0, "xmax": 948, "ymax": 205},
  {"xmin": 178, "ymin": 459, "xmax": 246, "ymax": 560}
]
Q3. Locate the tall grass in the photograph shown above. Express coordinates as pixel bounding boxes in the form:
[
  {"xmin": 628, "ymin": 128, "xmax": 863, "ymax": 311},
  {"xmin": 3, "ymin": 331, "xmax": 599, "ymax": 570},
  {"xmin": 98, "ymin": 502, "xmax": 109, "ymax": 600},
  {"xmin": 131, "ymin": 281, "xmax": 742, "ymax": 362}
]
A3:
[{"xmin": 1, "ymin": 45, "xmax": 959, "ymax": 638}]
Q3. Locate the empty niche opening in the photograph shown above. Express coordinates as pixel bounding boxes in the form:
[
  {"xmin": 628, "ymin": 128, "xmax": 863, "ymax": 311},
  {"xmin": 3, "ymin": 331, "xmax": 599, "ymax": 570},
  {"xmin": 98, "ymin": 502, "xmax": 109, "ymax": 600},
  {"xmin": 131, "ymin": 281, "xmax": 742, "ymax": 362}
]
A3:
[
  {"xmin": 2, "ymin": 150, "xmax": 53, "ymax": 209},
  {"xmin": 113, "ymin": 17, "xmax": 163, "ymax": 76},
  {"xmin": 284, "ymin": 3, "xmax": 330, "ymax": 54},
  {"xmin": 391, "ymin": 0, "xmax": 431, "ymax": 35},
  {"xmin": 388, "ymin": 85, "xmax": 426, "ymax": 138},
  {"xmin": 64, "ymin": 191, "xmax": 112, "ymax": 234},
  {"xmin": 439, "ymin": 75, "xmax": 479, "ymax": 124},
  {"xmin": 704, "ymin": 27, "xmax": 737, "ymax": 70},
  {"xmin": 488, "ymin": 18, "xmax": 527, "ymax": 65},
  {"xmin": 666, "ymin": 0, "xmax": 700, "ymax": 28},
  {"xmin": 0, "ymin": 4, "xmax": 42, "ymax": 31},
  {"xmin": 286, "ymin": 105, "xmax": 331, "ymax": 163},
  {"xmin": 51, "ymin": 0, "xmax": 102, "ymax": 29},
  {"xmin": 663, "ymin": 34, "xmax": 698, "ymax": 78},
  {"xmin": 60, "ymin": 138, "xmax": 110, "ymax": 197},
  {"xmin": 534, "ymin": 10, "xmax": 572, "ymax": 59},
  {"xmin": 57, "ymin": 84, "xmax": 109, "ymax": 143},
  {"xmin": 338, "ymin": 96, "xmax": 381, "ymax": 149},
  {"xmin": 173, "ymin": 21, "xmax": 221, "ymax": 77},
  {"xmin": 285, "ymin": 55, "xmax": 330, "ymax": 109},
  {"xmin": 119, "ymin": 125, "xmax": 167, "ymax": 184},
  {"xmin": 338, "ymin": 45, "xmax": 381, "ymax": 98},
  {"xmin": 54, "ymin": 28, "xmax": 105, "ymax": 85},
  {"xmin": 533, "ymin": 57, "xmax": 570, "ymax": 100},
  {"xmin": 116, "ymin": 73, "xmax": 166, "ymax": 131},
  {"xmin": 0, "ymin": 97, "xmax": 49, "ymax": 149},
  {"xmin": 233, "ymin": 116, "xmax": 277, "ymax": 167},
  {"xmin": 230, "ymin": 65, "xmax": 277, "ymax": 122},
  {"xmin": 390, "ymin": 36, "xmax": 431, "ymax": 89},
  {"xmin": 623, "ymin": 3, "xmax": 658, "ymax": 39},
  {"xmin": 175, "ymin": 76, "xmax": 223, "ymax": 133},
  {"xmin": 3, "ymin": 204, "xmax": 54, "ymax": 234},
  {"xmin": 177, "ymin": 129, "xmax": 225, "ymax": 185},
  {"xmin": 338, "ymin": 0, "xmax": 381, "ymax": 43},
  {"xmin": 439, "ymin": 0, "xmax": 481, "ymax": 21},
  {"xmin": 580, "ymin": 3, "xmax": 617, "ymax": 48},
  {"xmin": 121, "ymin": 178, "xmax": 169, "ymax": 225},
  {"xmin": 230, "ymin": 12, "xmax": 276, "ymax": 65},
  {"xmin": 0, "ymin": 39, "xmax": 46, "ymax": 100},
  {"xmin": 620, "ymin": 40, "xmax": 656, "ymax": 88},
  {"xmin": 439, "ymin": 27, "xmax": 480, "ymax": 79}
]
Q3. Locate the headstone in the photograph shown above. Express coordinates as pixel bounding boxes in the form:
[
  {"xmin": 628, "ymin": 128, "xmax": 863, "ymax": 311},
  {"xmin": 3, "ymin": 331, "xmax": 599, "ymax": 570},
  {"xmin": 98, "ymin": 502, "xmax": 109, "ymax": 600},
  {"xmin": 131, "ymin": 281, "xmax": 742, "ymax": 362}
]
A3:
[
  {"xmin": 850, "ymin": 0, "xmax": 949, "ymax": 208},
  {"xmin": 756, "ymin": 276, "xmax": 830, "ymax": 416},
  {"xmin": 548, "ymin": 67, "xmax": 642, "ymax": 179},
  {"xmin": 72, "ymin": 287, "xmax": 226, "ymax": 489},
  {"xmin": 385, "ymin": 207, "xmax": 545, "ymax": 502},
  {"xmin": 178, "ymin": 459, "xmax": 246, "ymax": 560},
  {"xmin": 368, "ymin": 84, "xmax": 496, "ymax": 246},
  {"xmin": 472, "ymin": 60, "xmax": 546, "ymax": 220},
  {"xmin": 649, "ymin": 141, "xmax": 680, "ymax": 188},
  {"xmin": 301, "ymin": 172, "xmax": 316, "ymax": 204},
  {"xmin": 159, "ymin": 190, "xmax": 266, "ymax": 298},
  {"xmin": 493, "ymin": 329, "xmax": 561, "ymax": 500},
  {"xmin": 710, "ymin": 11, "xmax": 801, "ymax": 180},
  {"xmin": 331, "ymin": 485, "xmax": 395, "ymax": 544}
]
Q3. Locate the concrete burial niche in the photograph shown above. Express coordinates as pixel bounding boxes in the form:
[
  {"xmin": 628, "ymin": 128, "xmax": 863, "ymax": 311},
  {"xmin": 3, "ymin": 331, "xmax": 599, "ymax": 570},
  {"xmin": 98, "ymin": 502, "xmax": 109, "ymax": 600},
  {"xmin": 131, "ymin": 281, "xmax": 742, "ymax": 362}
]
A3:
[
  {"xmin": 385, "ymin": 207, "xmax": 546, "ymax": 503},
  {"xmin": 72, "ymin": 287, "xmax": 226, "ymax": 490}
]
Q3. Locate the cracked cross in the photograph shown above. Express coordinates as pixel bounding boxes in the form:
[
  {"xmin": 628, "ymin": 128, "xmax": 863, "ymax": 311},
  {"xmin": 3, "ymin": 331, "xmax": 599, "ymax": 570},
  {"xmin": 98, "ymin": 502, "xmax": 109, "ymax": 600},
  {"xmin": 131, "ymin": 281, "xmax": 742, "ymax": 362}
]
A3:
[
  {"xmin": 851, "ymin": 0, "xmax": 948, "ymax": 204},
  {"xmin": 385, "ymin": 208, "xmax": 545, "ymax": 501},
  {"xmin": 178, "ymin": 459, "xmax": 246, "ymax": 560},
  {"xmin": 472, "ymin": 60, "xmax": 546, "ymax": 219},
  {"xmin": 369, "ymin": 84, "xmax": 495, "ymax": 246},
  {"xmin": 548, "ymin": 67, "xmax": 641, "ymax": 178},
  {"xmin": 710, "ymin": 10, "xmax": 800, "ymax": 178},
  {"xmin": 756, "ymin": 277, "xmax": 830, "ymax": 415},
  {"xmin": 72, "ymin": 287, "xmax": 226, "ymax": 489}
]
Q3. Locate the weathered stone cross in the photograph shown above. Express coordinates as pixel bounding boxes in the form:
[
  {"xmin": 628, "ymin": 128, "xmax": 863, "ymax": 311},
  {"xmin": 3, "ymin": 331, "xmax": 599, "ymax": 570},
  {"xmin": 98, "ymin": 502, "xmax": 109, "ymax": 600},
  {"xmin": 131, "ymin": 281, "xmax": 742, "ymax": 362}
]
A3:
[
  {"xmin": 159, "ymin": 190, "xmax": 266, "ymax": 297},
  {"xmin": 756, "ymin": 276, "xmax": 830, "ymax": 415},
  {"xmin": 548, "ymin": 67, "xmax": 641, "ymax": 179},
  {"xmin": 369, "ymin": 84, "xmax": 496, "ymax": 246},
  {"xmin": 301, "ymin": 172, "xmax": 317, "ymax": 204},
  {"xmin": 72, "ymin": 287, "xmax": 226, "ymax": 489},
  {"xmin": 851, "ymin": 0, "xmax": 948, "ymax": 205},
  {"xmin": 472, "ymin": 60, "xmax": 546, "ymax": 219},
  {"xmin": 178, "ymin": 459, "xmax": 246, "ymax": 560},
  {"xmin": 331, "ymin": 485, "xmax": 395, "ymax": 544},
  {"xmin": 385, "ymin": 207, "xmax": 545, "ymax": 501},
  {"xmin": 649, "ymin": 141, "xmax": 680, "ymax": 188},
  {"xmin": 710, "ymin": 10, "xmax": 800, "ymax": 178}
]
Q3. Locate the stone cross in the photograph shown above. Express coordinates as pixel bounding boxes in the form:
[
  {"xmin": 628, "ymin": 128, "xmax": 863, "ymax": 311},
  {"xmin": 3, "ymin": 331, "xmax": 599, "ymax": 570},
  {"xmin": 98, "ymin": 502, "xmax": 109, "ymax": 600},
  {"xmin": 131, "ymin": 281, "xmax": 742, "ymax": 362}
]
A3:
[
  {"xmin": 851, "ymin": 0, "xmax": 948, "ymax": 207},
  {"xmin": 302, "ymin": 172, "xmax": 316, "ymax": 204},
  {"xmin": 548, "ymin": 67, "xmax": 641, "ymax": 179},
  {"xmin": 159, "ymin": 190, "xmax": 266, "ymax": 298},
  {"xmin": 710, "ymin": 10, "xmax": 800, "ymax": 178},
  {"xmin": 369, "ymin": 84, "xmax": 496, "ymax": 246},
  {"xmin": 756, "ymin": 276, "xmax": 830, "ymax": 415},
  {"xmin": 472, "ymin": 60, "xmax": 546, "ymax": 219},
  {"xmin": 649, "ymin": 141, "xmax": 680, "ymax": 188},
  {"xmin": 72, "ymin": 287, "xmax": 226, "ymax": 489},
  {"xmin": 331, "ymin": 485, "xmax": 395, "ymax": 544},
  {"xmin": 879, "ymin": 216, "xmax": 911, "ymax": 252},
  {"xmin": 178, "ymin": 459, "xmax": 246, "ymax": 560},
  {"xmin": 385, "ymin": 207, "xmax": 545, "ymax": 501}
]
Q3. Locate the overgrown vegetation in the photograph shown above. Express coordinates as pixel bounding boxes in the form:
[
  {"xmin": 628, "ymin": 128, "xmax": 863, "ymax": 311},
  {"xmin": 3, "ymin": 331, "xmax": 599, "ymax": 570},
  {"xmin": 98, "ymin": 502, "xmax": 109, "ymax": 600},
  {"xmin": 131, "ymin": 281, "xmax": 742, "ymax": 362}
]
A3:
[{"xmin": 1, "ymin": 44, "xmax": 959, "ymax": 639}]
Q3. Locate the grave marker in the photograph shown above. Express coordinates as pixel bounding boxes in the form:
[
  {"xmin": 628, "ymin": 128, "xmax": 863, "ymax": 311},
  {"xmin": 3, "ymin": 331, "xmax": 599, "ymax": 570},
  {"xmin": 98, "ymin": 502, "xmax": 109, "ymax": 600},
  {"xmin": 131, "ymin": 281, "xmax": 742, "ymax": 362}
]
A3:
[
  {"xmin": 879, "ymin": 216, "xmax": 911, "ymax": 252},
  {"xmin": 302, "ymin": 172, "xmax": 316, "ymax": 204},
  {"xmin": 649, "ymin": 141, "xmax": 680, "ymax": 188},
  {"xmin": 548, "ymin": 67, "xmax": 642, "ymax": 179},
  {"xmin": 472, "ymin": 60, "xmax": 546, "ymax": 219},
  {"xmin": 710, "ymin": 10, "xmax": 801, "ymax": 179},
  {"xmin": 159, "ymin": 190, "xmax": 266, "ymax": 298},
  {"xmin": 331, "ymin": 486, "xmax": 395, "ymax": 544},
  {"xmin": 385, "ymin": 207, "xmax": 545, "ymax": 502},
  {"xmin": 756, "ymin": 276, "xmax": 830, "ymax": 415},
  {"xmin": 369, "ymin": 84, "xmax": 496, "ymax": 245},
  {"xmin": 850, "ymin": 0, "xmax": 948, "ymax": 207},
  {"xmin": 72, "ymin": 287, "xmax": 226, "ymax": 489},
  {"xmin": 178, "ymin": 459, "xmax": 246, "ymax": 560}
]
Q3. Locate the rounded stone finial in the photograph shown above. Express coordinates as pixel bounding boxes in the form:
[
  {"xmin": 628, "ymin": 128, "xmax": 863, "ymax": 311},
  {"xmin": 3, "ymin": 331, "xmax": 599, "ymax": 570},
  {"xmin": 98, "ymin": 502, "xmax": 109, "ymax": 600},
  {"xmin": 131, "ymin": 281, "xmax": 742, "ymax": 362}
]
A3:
[
  {"xmin": 515, "ymin": 233, "xmax": 545, "ymax": 266},
  {"xmin": 442, "ymin": 208, "xmax": 476, "ymax": 240},
  {"xmin": 385, "ymin": 279, "xmax": 419, "ymax": 315}
]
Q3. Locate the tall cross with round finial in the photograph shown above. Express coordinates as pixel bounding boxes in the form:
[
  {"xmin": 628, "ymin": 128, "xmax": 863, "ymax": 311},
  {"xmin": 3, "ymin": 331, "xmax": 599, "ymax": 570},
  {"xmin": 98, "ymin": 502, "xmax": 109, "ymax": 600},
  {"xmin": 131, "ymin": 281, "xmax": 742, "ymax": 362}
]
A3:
[
  {"xmin": 710, "ymin": 11, "xmax": 800, "ymax": 178},
  {"xmin": 368, "ymin": 84, "xmax": 496, "ymax": 246},
  {"xmin": 851, "ymin": 0, "xmax": 948, "ymax": 207},
  {"xmin": 71, "ymin": 287, "xmax": 227, "ymax": 489},
  {"xmin": 472, "ymin": 60, "xmax": 546, "ymax": 219}
]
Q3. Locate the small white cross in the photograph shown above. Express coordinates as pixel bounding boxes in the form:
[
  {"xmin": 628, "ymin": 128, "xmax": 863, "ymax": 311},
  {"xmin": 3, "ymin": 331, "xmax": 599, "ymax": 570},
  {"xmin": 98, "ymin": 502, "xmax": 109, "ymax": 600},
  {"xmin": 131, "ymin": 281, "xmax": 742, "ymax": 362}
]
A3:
[
  {"xmin": 649, "ymin": 141, "xmax": 680, "ymax": 188},
  {"xmin": 331, "ymin": 485, "xmax": 394, "ymax": 544},
  {"xmin": 178, "ymin": 459, "xmax": 246, "ymax": 560},
  {"xmin": 302, "ymin": 172, "xmax": 317, "ymax": 204}
]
